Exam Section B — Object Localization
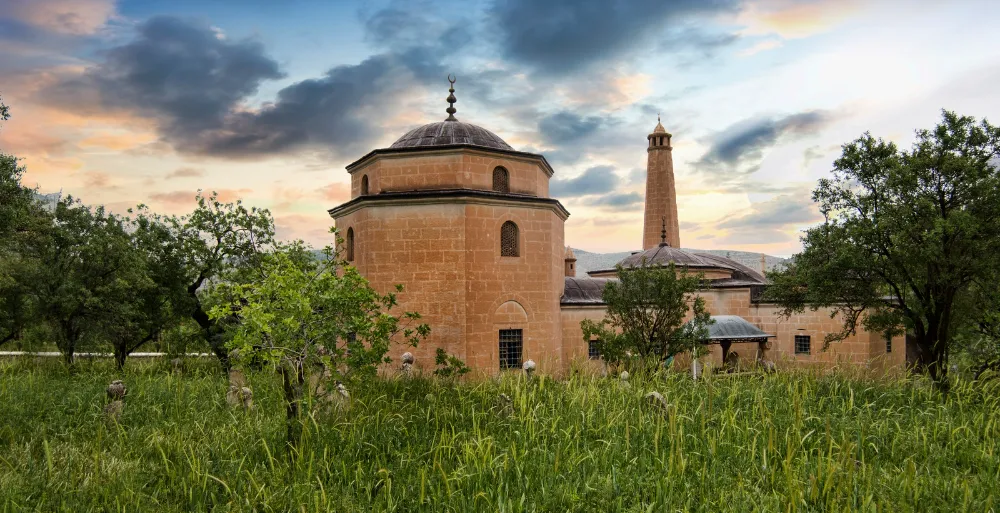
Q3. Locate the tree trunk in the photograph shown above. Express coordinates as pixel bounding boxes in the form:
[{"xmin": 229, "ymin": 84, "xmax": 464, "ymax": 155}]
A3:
[
  {"xmin": 280, "ymin": 361, "xmax": 305, "ymax": 449},
  {"xmin": 114, "ymin": 347, "xmax": 127, "ymax": 371}
]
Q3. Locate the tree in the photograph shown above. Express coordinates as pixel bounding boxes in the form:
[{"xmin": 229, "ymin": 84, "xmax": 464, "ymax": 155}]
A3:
[
  {"xmin": 581, "ymin": 261, "xmax": 712, "ymax": 368},
  {"xmin": 765, "ymin": 111, "xmax": 1000, "ymax": 388},
  {"xmin": 134, "ymin": 192, "xmax": 275, "ymax": 370},
  {"xmin": 98, "ymin": 207, "xmax": 191, "ymax": 369},
  {"xmin": 29, "ymin": 199, "xmax": 139, "ymax": 364},
  {"xmin": 209, "ymin": 235, "xmax": 429, "ymax": 447}
]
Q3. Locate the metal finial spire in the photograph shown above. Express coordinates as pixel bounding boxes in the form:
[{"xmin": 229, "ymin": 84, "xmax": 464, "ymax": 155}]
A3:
[
  {"xmin": 658, "ymin": 112, "xmax": 661, "ymax": 123},
  {"xmin": 445, "ymin": 74, "xmax": 458, "ymax": 121},
  {"xmin": 660, "ymin": 216, "xmax": 668, "ymax": 246}
]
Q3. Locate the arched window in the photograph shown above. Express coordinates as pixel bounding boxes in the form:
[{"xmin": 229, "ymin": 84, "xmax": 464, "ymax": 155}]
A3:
[
  {"xmin": 360, "ymin": 175, "xmax": 369, "ymax": 195},
  {"xmin": 492, "ymin": 166, "xmax": 509, "ymax": 193},
  {"xmin": 500, "ymin": 221, "xmax": 519, "ymax": 257},
  {"xmin": 345, "ymin": 227, "xmax": 355, "ymax": 262}
]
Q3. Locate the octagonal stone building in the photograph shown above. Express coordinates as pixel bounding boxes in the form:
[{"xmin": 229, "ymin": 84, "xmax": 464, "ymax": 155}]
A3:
[{"xmin": 330, "ymin": 82, "xmax": 906, "ymax": 376}]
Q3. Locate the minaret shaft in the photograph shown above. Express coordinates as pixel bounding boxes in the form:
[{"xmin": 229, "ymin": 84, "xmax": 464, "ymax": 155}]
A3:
[{"xmin": 643, "ymin": 124, "xmax": 680, "ymax": 249}]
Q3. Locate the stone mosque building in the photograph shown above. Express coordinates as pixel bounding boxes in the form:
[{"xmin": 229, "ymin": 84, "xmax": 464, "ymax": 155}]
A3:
[{"xmin": 328, "ymin": 80, "xmax": 905, "ymax": 375}]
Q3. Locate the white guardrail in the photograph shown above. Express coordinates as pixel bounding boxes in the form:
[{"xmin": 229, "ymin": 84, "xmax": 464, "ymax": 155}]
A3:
[{"xmin": 0, "ymin": 352, "xmax": 212, "ymax": 357}]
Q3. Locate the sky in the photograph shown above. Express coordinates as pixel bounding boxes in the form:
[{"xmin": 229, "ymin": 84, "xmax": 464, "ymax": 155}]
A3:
[{"xmin": 1, "ymin": 0, "xmax": 999, "ymax": 256}]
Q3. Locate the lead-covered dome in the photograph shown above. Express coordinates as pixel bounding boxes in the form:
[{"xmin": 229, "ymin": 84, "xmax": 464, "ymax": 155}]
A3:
[{"xmin": 389, "ymin": 121, "xmax": 514, "ymax": 151}]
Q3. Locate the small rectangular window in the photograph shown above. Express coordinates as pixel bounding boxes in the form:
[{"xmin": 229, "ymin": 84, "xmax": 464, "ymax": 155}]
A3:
[
  {"xmin": 588, "ymin": 339, "xmax": 601, "ymax": 360},
  {"xmin": 499, "ymin": 329, "xmax": 523, "ymax": 369},
  {"xmin": 885, "ymin": 333, "xmax": 892, "ymax": 353},
  {"xmin": 794, "ymin": 335, "xmax": 811, "ymax": 355}
]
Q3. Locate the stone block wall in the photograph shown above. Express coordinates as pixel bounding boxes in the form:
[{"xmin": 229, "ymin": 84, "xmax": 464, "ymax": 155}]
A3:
[{"xmin": 350, "ymin": 150, "xmax": 551, "ymax": 198}]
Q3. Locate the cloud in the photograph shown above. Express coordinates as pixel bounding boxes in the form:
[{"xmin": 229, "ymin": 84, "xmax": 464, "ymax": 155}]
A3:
[
  {"xmin": 715, "ymin": 192, "xmax": 821, "ymax": 231},
  {"xmin": 591, "ymin": 191, "xmax": 644, "ymax": 211},
  {"xmin": 39, "ymin": 14, "xmax": 467, "ymax": 159},
  {"xmin": 550, "ymin": 165, "xmax": 618, "ymax": 197},
  {"xmin": 489, "ymin": 0, "xmax": 740, "ymax": 74},
  {"xmin": 695, "ymin": 110, "xmax": 833, "ymax": 174},
  {"xmin": 738, "ymin": 0, "xmax": 866, "ymax": 40},
  {"xmin": 165, "ymin": 167, "xmax": 205, "ymax": 179},
  {"xmin": 1, "ymin": 0, "xmax": 117, "ymax": 35},
  {"xmin": 538, "ymin": 111, "xmax": 616, "ymax": 145}
]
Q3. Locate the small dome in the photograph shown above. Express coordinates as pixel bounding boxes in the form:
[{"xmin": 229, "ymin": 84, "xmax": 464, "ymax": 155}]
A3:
[
  {"xmin": 389, "ymin": 121, "xmax": 514, "ymax": 151},
  {"xmin": 653, "ymin": 120, "xmax": 667, "ymax": 134},
  {"xmin": 615, "ymin": 246, "xmax": 766, "ymax": 284},
  {"xmin": 565, "ymin": 246, "xmax": 576, "ymax": 260},
  {"xmin": 618, "ymin": 245, "xmax": 719, "ymax": 270}
]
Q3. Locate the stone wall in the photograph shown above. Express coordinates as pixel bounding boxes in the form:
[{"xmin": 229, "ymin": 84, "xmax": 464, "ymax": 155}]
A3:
[
  {"xmin": 350, "ymin": 150, "xmax": 551, "ymax": 198},
  {"xmin": 334, "ymin": 199, "xmax": 565, "ymax": 376}
]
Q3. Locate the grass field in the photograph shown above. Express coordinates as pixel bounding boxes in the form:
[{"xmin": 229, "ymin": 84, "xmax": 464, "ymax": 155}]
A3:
[{"xmin": 0, "ymin": 358, "xmax": 998, "ymax": 512}]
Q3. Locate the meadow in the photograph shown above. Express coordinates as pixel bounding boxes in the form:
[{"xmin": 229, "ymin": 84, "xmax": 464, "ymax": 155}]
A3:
[{"xmin": 0, "ymin": 358, "xmax": 997, "ymax": 512}]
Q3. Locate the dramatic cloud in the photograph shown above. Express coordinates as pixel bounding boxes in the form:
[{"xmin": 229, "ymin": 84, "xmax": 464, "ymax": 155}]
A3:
[
  {"xmin": 695, "ymin": 110, "xmax": 833, "ymax": 173},
  {"xmin": 40, "ymin": 14, "xmax": 466, "ymax": 159},
  {"xmin": 550, "ymin": 166, "xmax": 618, "ymax": 197},
  {"xmin": 489, "ymin": 0, "xmax": 740, "ymax": 74}
]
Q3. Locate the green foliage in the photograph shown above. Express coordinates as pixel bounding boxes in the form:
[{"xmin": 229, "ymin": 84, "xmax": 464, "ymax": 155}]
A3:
[
  {"xmin": 582, "ymin": 261, "xmax": 712, "ymax": 367},
  {"xmin": 765, "ymin": 110, "xmax": 1000, "ymax": 387},
  {"xmin": 1, "ymin": 358, "xmax": 998, "ymax": 511},
  {"xmin": 208, "ymin": 233, "xmax": 429, "ymax": 445},
  {"xmin": 130, "ymin": 192, "xmax": 276, "ymax": 368},
  {"xmin": 433, "ymin": 347, "xmax": 471, "ymax": 379}
]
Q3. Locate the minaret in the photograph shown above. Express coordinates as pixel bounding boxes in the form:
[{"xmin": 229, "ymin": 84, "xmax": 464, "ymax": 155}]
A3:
[{"xmin": 642, "ymin": 115, "xmax": 680, "ymax": 249}]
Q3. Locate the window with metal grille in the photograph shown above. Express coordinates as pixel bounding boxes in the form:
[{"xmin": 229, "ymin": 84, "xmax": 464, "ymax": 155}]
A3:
[
  {"xmin": 794, "ymin": 335, "xmax": 811, "ymax": 355},
  {"xmin": 885, "ymin": 332, "xmax": 892, "ymax": 353},
  {"xmin": 499, "ymin": 329, "xmax": 523, "ymax": 369},
  {"xmin": 500, "ymin": 221, "xmax": 519, "ymax": 257},
  {"xmin": 345, "ymin": 228, "xmax": 355, "ymax": 261},
  {"xmin": 588, "ymin": 339, "xmax": 601, "ymax": 360},
  {"xmin": 493, "ymin": 166, "xmax": 509, "ymax": 193},
  {"xmin": 360, "ymin": 175, "xmax": 369, "ymax": 195}
]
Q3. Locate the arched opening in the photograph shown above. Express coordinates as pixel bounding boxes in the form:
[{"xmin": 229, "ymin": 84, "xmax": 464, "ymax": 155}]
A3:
[
  {"xmin": 492, "ymin": 166, "xmax": 509, "ymax": 193},
  {"xmin": 500, "ymin": 221, "xmax": 519, "ymax": 257},
  {"xmin": 345, "ymin": 227, "xmax": 355, "ymax": 262},
  {"xmin": 360, "ymin": 175, "xmax": 369, "ymax": 195}
]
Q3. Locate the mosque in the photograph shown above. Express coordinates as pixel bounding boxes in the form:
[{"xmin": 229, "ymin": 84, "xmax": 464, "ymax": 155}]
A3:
[{"xmin": 328, "ymin": 79, "xmax": 905, "ymax": 375}]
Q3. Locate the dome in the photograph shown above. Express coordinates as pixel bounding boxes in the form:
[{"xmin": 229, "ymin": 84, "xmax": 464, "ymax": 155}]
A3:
[
  {"xmin": 618, "ymin": 244, "xmax": 720, "ymax": 270},
  {"xmin": 389, "ymin": 121, "xmax": 514, "ymax": 151},
  {"xmin": 614, "ymin": 244, "xmax": 767, "ymax": 284}
]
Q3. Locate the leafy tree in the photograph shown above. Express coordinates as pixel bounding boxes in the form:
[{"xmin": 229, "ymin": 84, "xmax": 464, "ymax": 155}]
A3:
[
  {"xmin": 134, "ymin": 192, "xmax": 275, "ymax": 369},
  {"xmin": 209, "ymin": 235, "xmax": 429, "ymax": 447},
  {"xmin": 765, "ymin": 111, "xmax": 1000, "ymax": 388},
  {"xmin": 0, "ymin": 95, "xmax": 50, "ymax": 347},
  {"xmin": 581, "ymin": 261, "xmax": 712, "ymax": 368},
  {"xmin": 99, "ymin": 207, "xmax": 191, "ymax": 369},
  {"xmin": 29, "ymin": 199, "xmax": 139, "ymax": 364}
]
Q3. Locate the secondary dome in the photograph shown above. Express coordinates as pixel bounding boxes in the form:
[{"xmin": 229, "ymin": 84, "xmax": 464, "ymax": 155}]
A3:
[{"xmin": 389, "ymin": 121, "xmax": 514, "ymax": 151}]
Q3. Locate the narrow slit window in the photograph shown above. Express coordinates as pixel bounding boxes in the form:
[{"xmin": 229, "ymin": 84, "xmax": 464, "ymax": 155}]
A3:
[
  {"xmin": 885, "ymin": 332, "xmax": 892, "ymax": 353},
  {"xmin": 794, "ymin": 335, "xmax": 811, "ymax": 355},
  {"xmin": 500, "ymin": 221, "xmax": 519, "ymax": 257},
  {"xmin": 360, "ymin": 175, "xmax": 369, "ymax": 195},
  {"xmin": 346, "ymin": 227, "xmax": 355, "ymax": 262},
  {"xmin": 499, "ymin": 329, "xmax": 523, "ymax": 370},
  {"xmin": 493, "ymin": 166, "xmax": 509, "ymax": 193}
]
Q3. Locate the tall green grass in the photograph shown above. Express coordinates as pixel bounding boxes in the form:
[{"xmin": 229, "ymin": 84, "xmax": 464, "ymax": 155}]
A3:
[{"xmin": 1, "ymin": 358, "xmax": 997, "ymax": 512}]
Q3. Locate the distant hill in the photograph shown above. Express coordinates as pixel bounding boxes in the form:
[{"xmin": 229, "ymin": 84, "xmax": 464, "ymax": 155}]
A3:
[{"xmin": 571, "ymin": 247, "xmax": 788, "ymax": 277}]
